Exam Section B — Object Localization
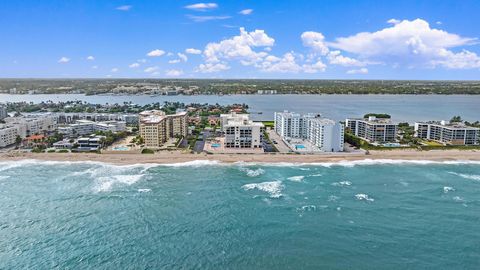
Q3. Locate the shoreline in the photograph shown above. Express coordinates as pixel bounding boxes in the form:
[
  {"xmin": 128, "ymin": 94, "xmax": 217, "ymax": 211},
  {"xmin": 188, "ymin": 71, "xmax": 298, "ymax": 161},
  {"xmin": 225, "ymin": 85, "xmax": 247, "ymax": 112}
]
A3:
[{"xmin": 1, "ymin": 149, "xmax": 480, "ymax": 165}]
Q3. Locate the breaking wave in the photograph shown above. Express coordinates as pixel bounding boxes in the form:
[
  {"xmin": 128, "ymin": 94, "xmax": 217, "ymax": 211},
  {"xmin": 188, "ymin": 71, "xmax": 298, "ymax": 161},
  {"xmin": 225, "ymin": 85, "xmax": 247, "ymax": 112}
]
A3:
[
  {"xmin": 287, "ymin": 175, "xmax": 305, "ymax": 182},
  {"xmin": 448, "ymin": 172, "xmax": 480, "ymax": 181},
  {"xmin": 355, "ymin": 193, "xmax": 374, "ymax": 202},
  {"xmin": 242, "ymin": 181, "xmax": 284, "ymax": 198}
]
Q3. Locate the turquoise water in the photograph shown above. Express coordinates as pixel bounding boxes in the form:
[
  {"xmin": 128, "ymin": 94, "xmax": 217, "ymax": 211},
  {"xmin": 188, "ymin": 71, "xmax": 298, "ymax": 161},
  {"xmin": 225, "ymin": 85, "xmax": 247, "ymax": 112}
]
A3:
[
  {"xmin": 295, "ymin": 144, "xmax": 306, "ymax": 149},
  {"xmin": 212, "ymin": 143, "xmax": 221, "ymax": 148},
  {"xmin": 1, "ymin": 159, "xmax": 480, "ymax": 269},
  {"xmin": 112, "ymin": 146, "xmax": 130, "ymax": 151}
]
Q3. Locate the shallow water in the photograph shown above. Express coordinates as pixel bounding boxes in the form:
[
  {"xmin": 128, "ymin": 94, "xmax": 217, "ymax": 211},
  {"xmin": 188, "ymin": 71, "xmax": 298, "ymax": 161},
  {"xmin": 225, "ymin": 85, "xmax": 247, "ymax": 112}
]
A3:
[{"xmin": 1, "ymin": 159, "xmax": 480, "ymax": 269}]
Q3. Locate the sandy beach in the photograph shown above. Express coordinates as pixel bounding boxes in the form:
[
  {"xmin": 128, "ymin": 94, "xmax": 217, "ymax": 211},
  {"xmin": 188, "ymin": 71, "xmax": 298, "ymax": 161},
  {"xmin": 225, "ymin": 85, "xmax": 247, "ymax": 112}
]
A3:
[{"xmin": 1, "ymin": 149, "xmax": 480, "ymax": 165}]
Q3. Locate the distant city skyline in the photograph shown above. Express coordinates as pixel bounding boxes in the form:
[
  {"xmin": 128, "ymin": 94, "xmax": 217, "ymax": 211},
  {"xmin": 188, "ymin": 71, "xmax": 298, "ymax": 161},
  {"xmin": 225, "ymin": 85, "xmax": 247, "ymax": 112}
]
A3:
[{"xmin": 1, "ymin": 0, "xmax": 480, "ymax": 79}]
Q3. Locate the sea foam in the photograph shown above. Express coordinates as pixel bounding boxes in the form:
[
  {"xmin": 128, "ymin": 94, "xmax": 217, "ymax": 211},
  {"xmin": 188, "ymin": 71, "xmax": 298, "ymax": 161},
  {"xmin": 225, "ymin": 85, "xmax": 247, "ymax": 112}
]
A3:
[
  {"xmin": 242, "ymin": 180, "xmax": 284, "ymax": 198},
  {"xmin": 287, "ymin": 175, "xmax": 305, "ymax": 182},
  {"xmin": 448, "ymin": 172, "xmax": 480, "ymax": 181},
  {"xmin": 355, "ymin": 194, "xmax": 374, "ymax": 202}
]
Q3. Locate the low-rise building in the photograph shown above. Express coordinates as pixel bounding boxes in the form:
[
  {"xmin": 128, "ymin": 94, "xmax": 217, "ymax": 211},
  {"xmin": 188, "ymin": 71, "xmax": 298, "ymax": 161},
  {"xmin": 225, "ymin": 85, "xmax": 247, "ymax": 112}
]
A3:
[
  {"xmin": 139, "ymin": 110, "xmax": 188, "ymax": 148},
  {"xmin": 0, "ymin": 125, "xmax": 20, "ymax": 147},
  {"xmin": 346, "ymin": 116, "xmax": 398, "ymax": 143},
  {"xmin": 220, "ymin": 112, "xmax": 264, "ymax": 149},
  {"xmin": 1, "ymin": 115, "xmax": 56, "ymax": 147},
  {"xmin": 75, "ymin": 135, "xmax": 105, "ymax": 151},
  {"xmin": 58, "ymin": 120, "xmax": 126, "ymax": 137},
  {"xmin": 415, "ymin": 121, "xmax": 480, "ymax": 145}
]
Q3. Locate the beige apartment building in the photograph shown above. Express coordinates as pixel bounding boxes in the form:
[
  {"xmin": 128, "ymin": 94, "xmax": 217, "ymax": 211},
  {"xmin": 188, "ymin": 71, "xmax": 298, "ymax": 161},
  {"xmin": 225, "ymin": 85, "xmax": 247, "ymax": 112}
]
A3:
[{"xmin": 139, "ymin": 110, "xmax": 188, "ymax": 147}]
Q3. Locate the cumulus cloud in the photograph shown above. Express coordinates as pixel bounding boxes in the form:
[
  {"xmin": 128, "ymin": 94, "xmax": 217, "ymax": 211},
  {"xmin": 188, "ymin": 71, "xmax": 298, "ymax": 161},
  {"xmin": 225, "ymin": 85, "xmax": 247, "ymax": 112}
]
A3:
[
  {"xmin": 328, "ymin": 18, "xmax": 478, "ymax": 68},
  {"xmin": 185, "ymin": 3, "xmax": 218, "ymax": 11},
  {"xmin": 116, "ymin": 5, "xmax": 132, "ymax": 11},
  {"xmin": 58, "ymin": 57, "xmax": 70, "ymax": 63},
  {"xmin": 165, "ymin": 69, "xmax": 184, "ymax": 77},
  {"xmin": 168, "ymin": 59, "xmax": 181, "ymax": 64},
  {"xmin": 86, "ymin": 56, "xmax": 95, "ymax": 61},
  {"xmin": 195, "ymin": 63, "xmax": 230, "ymax": 73},
  {"xmin": 327, "ymin": 50, "xmax": 366, "ymax": 67},
  {"xmin": 177, "ymin": 53, "xmax": 188, "ymax": 62},
  {"xmin": 239, "ymin": 9, "xmax": 253, "ymax": 15},
  {"xmin": 303, "ymin": 60, "xmax": 327, "ymax": 73},
  {"xmin": 258, "ymin": 52, "xmax": 302, "ymax": 73},
  {"xmin": 129, "ymin": 63, "xmax": 140, "ymax": 68},
  {"xmin": 185, "ymin": 48, "xmax": 202, "ymax": 54},
  {"xmin": 147, "ymin": 49, "xmax": 165, "ymax": 57},
  {"xmin": 203, "ymin": 27, "xmax": 274, "ymax": 65},
  {"xmin": 301, "ymin": 31, "xmax": 329, "ymax": 56},
  {"xmin": 111, "ymin": 68, "xmax": 119, "ymax": 73},
  {"xmin": 346, "ymin": 68, "xmax": 368, "ymax": 74}
]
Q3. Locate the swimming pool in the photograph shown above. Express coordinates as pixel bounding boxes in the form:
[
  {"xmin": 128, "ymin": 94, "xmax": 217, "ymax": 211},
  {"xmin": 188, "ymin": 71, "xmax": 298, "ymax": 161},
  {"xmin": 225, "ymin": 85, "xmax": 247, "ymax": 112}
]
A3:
[
  {"xmin": 113, "ymin": 146, "xmax": 130, "ymax": 151},
  {"xmin": 295, "ymin": 144, "xmax": 306, "ymax": 149},
  {"xmin": 211, "ymin": 143, "xmax": 221, "ymax": 148}
]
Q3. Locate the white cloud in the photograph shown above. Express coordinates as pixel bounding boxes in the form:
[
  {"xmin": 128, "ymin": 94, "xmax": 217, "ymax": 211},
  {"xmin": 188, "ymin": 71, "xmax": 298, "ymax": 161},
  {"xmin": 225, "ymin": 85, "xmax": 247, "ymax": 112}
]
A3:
[
  {"xmin": 138, "ymin": 59, "xmax": 147, "ymax": 63},
  {"xmin": 58, "ymin": 57, "xmax": 70, "ymax": 63},
  {"xmin": 86, "ymin": 56, "xmax": 95, "ymax": 61},
  {"xmin": 165, "ymin": 69, "xmax": 184, "ymax": 77},
  {"xmin": 91, "ymin": 65, "xmax": 98, "ymax": 69},
  {"xmin": 116, "ymin": 5, "xmax": 132, "ymax": 11},
  {"xmin": 129, "ymin": 63, "xmax": 140, "ymax": 68},
  {"xmin": 185, "ymin": 48, "xmax": 202, "ymax": 54},
  {"xmin": 147, "ymin": 49, "xmax": 165, "ymax": 57},
  {"xmin": 203, "ymin": 27, "xmax": 274, "ymax": 65},
  {"xmin": 431, "ymin": 49, "xmax": 480, "ymax": 69},
  {"xmin": 111, "ymin": 68, "xmax": 119, "ymax": 73},
  {"xmin": 259, "ymin": 52, "xmax": 302, "ymax": 73},
  {"xmin": 177, "ymin": 53, "xmax": 188, "ymax": 62},
  {"xmin": 187, "ymin": 15, "xmax": 230, "ymax": 22},
  {"xmin": 185, "ymin": 3, "xmax": 218, "ymax": 11},
  {"xmin": 328, "ymin": 18, "xmax": 477, "ymax": 68},
  {"xmin": 239, "ymin": 9, "xmax": 253, "ymax": 15},
  {"xmin": 301, "ymin": 31, "xmax": 329, "ymax": 56},
  {"xmin": 144, "ymin": 66, "xmax": 159, "ymax": 73},
  {"xmin": 327, "ymin": 50, "xmax": 366, "ymax": 67},
  {"xmin": 303, "ymin": 60, "xmax": 327, "ymax": 73},
  {"xmin": 195, "ymin": 63, "xmax": 230, "ymax": 73},
  {"xmin": 168, "ymin": 59, "xmax": 180, "ymax": 64},
  {"xmin": 346, "ymin": 68, "xmax": 368, "ymax": 74},
  {"xmin": 387, "ymin": 18, "xmax": 401, "ymax": 25}
]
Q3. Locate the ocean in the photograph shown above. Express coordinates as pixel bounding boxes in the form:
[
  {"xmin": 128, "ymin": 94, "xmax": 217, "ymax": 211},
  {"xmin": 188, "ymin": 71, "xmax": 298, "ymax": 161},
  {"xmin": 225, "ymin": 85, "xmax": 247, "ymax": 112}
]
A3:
[
  {"xmin": 1, "ymin": 159, "xmax": 479, "ymax": 269},
  {"xmin": 1, "ymin": 94, "xmax": 480, "ymax": 122}
]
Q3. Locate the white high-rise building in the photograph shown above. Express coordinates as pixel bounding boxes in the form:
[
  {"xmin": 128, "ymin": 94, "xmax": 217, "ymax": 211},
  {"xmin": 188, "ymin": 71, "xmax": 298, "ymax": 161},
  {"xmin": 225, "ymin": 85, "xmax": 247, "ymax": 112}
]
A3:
[
  {"xmin": 274, "ymin": 111, "xmax": 344, "ymax": 152},
  {"xmin": 274, "ymin": 111, "xmax": 317, "ymax": 139},
  {"xmin": 220, "ymin": 112, "xmax": 264, "ymax": 149},
  {"xmin": 307, "ymin": 118, "xmax": 345, "ymax": 152},
  {"xmin": 415, "ymin": 121, "xmax": 479, "ymax": 145}
]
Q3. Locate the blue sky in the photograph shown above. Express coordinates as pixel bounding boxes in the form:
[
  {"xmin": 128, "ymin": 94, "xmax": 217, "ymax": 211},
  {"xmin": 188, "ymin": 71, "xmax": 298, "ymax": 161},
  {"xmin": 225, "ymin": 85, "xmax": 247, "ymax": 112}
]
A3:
[{"xmin": 1, "ymin": 0, "xmax": 480, "ymax": 79}]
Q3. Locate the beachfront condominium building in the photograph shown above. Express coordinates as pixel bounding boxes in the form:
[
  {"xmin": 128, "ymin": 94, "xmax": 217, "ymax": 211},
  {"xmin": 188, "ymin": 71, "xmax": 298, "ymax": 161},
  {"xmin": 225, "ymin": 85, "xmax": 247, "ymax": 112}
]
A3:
[
  {"xmin": 0, "ymin": 115, "xmax": 56, "ymax": 147},
  {"xmin": 307, "ymin": 118, "xmax": 345, "ymax": 152},
  {"xmin": 414, "ymin": 121, "xmax": 480, "ymax": 145},
  {"xmin": 139, "ymin": 110, "xmax": 188, "ymax": 148},
  {"xmin": 346, "ymin": 116, "xmax": 398, "ymax": 143},
  {"xmin": 58, "ymin": 120, "xmax": 127, "ymax": 137},
  {"xmin": 274, "ymin": 111, "xmax": 344, "ymax": 152},
  {"xmin": 220, "ymin": 112, "xmax": 264, "ymax": 148},
  {"xmin": 274, "ymin": 111, "xmax": 317, "ymax": 139}
]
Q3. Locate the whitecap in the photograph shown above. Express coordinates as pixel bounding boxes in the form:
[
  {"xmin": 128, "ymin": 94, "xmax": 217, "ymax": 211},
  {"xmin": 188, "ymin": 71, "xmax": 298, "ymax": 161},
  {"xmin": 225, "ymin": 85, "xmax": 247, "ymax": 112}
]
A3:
[
  {"xmin": 0, "ymin": 175, "xmax": 10, "ymax": 180},
  {"xmin": 452, "ymin": 196, "xmax": 464, "ymax": 202},
  {"xmin": 93, "ymin": 174, "xmax": 144, "ymax": 192},
  {"xmin": 138, "ymin": 188, "xmax": 151, "ymax": 193},
  {"xmin": 287, "ymin": 175, "xmax": 305, "ymax": 182},
  {"xmin": 448, "ymin": 172, "xmax": 480, "ymax": 181},
  {"xmin": 331, "ymin": 181, "xmax": 352, "ymax": 187},
  {"xmin": 355, "ymin": 193, "xmax": 374, "ymax": 202},
  {"xmin": 443, "ymin": 186, "xmax": 455, "ymax": 193},
  {"xmin": 309, "ymin": 173, "xmax": 323, "ymax": 177},
  {"xmin": 239, "ymin": 167, "xmax": 265, "ymax": 177},
  {"xmin": 242, "ymin": 180, "xmax": 284, "ymax": 198}
]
